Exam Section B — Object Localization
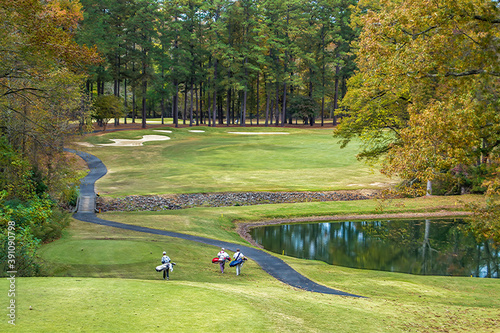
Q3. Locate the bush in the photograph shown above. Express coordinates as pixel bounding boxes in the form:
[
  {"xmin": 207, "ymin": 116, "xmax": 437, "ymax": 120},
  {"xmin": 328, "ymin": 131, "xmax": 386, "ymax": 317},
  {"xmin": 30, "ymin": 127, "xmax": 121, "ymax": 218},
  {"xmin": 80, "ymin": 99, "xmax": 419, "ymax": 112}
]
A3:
[
  {"xmin": 0, "ymin": 226, "xmax": 43, "ymax": 277},
  {"xmin": 6, "ymin": 194, "xmax": 70, "ymax": 243},
  {"xmin": 31, "ymin": 208, "xmax": 71, "ymax": 243},
  {"xmin": 0, "ymin": 190, "xmax": 71, "ymax": 276},
  {"xmin": 59, "ymin": 185, "xmax": 80, "ymax": 210}
]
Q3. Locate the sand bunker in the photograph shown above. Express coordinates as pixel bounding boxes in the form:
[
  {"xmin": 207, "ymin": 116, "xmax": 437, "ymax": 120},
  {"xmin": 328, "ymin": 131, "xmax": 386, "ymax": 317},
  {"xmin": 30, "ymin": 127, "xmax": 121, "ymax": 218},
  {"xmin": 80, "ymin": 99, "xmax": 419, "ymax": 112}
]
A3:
[
  {"xmin": 98, "ymin": 135, "xmax": 170, "ymax": 147},
  {"xmin": 188, "ymin": 130, "xmax": 205, "ymax": 133},
  {"xmin": 75, "ymin": 142, "xmax": 96, "ymax": 147},
  {"xmin": 154, "ymin": 130, "xmax": 173, "ymax": 133},
  {"xmin": 227, "ymin": 132, "xmax": 289, "ymax": 135}
]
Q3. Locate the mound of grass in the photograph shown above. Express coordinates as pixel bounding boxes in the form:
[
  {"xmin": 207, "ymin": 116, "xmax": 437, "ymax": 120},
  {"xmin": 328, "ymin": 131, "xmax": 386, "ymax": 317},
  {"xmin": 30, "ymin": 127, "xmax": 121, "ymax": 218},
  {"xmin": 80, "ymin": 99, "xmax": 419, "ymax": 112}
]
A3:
[{"xmin": 38, "ymin": 220, "xmax": 264, "ymax": 282}]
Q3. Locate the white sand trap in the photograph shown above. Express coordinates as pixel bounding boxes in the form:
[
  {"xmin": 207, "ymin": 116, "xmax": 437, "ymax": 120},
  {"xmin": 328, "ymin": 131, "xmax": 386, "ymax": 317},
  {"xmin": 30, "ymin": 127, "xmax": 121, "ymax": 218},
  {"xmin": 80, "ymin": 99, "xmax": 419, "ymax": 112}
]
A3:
[
  {"xmin": 75, "ymin": 142, "xmax": 96, "ymax": 147},
  {"xmin": 188, "ymin": 130, "xmax": 205, "ymax": 133},
  {"xmin": 227, "ymin": 132, "xmax": 289, "ymax": 135},
  {"xmin": 98, "ymin": 135, "xmax": 170, "ymax": 147},
  {"xmin": 154, "ymin": 130, "xmax": 173, "ymax": 133}
]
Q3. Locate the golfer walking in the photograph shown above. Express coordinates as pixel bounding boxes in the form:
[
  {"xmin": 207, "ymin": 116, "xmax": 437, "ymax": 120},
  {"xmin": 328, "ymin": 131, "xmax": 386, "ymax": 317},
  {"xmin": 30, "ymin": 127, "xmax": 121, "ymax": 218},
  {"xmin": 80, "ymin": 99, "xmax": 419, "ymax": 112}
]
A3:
[
  {"xmin": 232, "ymin": 249, "xmax": 246, "ymax": 276},
  {"xmin": 217, "ymin": 248, "xmax": 230, "ymax": 273},
  {"xmin": 161, "ymin": 251, "xmax": 173, "ymax": 280}
]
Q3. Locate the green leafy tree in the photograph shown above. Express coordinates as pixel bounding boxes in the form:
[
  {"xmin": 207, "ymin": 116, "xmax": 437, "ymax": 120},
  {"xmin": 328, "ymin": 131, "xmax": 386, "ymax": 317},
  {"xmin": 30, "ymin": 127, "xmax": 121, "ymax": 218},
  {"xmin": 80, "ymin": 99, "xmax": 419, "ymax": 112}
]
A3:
[
  {"xmin": 92, "ymin": 95, "xmax": 125, "ymax": 131},
  {"xmin": 334, "ymin": 0, "xmax": 500, "ymax": 242},
  {"xmin": 288, "ymin": 94, "xmax": 319, "ymax": 126}
]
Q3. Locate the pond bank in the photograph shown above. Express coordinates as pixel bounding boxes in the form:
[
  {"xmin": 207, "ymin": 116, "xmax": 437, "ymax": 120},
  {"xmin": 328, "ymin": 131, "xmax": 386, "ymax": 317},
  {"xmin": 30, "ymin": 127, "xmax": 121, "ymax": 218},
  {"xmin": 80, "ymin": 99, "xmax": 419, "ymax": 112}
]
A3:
[{"xmin": 237, "ymin": 211, "xmax": 472, "ymax": 248}]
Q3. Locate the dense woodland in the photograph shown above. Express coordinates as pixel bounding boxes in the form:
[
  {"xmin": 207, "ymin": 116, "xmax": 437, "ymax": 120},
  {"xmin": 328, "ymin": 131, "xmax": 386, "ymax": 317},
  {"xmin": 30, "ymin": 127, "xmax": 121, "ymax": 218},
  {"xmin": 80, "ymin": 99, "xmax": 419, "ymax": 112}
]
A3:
[
  {"xmin": 0, "ymin": 0, "xmax": 499, "ymax": 276},
  {"xmin": 78, "ymin": 0, "xmax": 358, "ymax": 128}
]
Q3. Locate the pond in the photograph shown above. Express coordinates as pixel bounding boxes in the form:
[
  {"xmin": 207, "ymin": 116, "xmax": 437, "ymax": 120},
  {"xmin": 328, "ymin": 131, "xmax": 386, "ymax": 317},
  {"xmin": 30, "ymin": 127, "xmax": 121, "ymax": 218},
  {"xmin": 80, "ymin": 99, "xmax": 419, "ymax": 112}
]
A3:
[{"xmin": 250, "ymin": 218, "xmax": 499, "ymax": 278}]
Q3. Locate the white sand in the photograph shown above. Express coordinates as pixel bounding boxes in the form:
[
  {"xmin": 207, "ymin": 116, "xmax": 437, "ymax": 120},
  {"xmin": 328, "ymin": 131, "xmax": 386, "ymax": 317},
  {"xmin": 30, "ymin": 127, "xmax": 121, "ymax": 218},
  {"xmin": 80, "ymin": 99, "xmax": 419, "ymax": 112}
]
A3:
[
  {"xmin": 97, "ymin": 135, "xmax": 170, "ymax": 147},
  {"xmin": 154, "ymin": 130, "xmax": 173, "ymax": 133},
  {"xmin": 227, "ymin": 132, "xmax": 289, "ymax": 135},
  {"xmin": 75, "ymin": 142, "xmax": 96, "ymax": 147},
  {"xmin": 188, "ymin": 130, "xmax": 205, "ymax": 133}
]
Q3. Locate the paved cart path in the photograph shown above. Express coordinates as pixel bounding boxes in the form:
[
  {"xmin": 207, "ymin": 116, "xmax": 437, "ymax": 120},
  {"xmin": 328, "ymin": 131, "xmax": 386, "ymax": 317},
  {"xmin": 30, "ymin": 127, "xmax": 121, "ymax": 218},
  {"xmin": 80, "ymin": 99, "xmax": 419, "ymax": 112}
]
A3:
[{"xmin": 67, "ymin": 149, "xmax": 364, "ymax": 298}]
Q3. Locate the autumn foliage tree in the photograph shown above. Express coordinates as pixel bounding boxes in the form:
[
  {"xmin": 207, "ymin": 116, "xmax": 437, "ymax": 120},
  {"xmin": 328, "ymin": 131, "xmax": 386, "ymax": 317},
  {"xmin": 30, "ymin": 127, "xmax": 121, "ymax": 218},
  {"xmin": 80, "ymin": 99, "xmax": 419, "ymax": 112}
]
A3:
[
  {"xmin": 335, "ymin": 0, "xmax": 500, "ymax": 195},
  {"xmin": 334, "ymin": 0, "xmax": 500, "ymax": 244},
  {"xmin": 0, "ymin": 0, "xmax": 100, "ymax": 198},
  {"xmin": 0, "ymin": 0, "xmax": 100, "ymax": 276}
]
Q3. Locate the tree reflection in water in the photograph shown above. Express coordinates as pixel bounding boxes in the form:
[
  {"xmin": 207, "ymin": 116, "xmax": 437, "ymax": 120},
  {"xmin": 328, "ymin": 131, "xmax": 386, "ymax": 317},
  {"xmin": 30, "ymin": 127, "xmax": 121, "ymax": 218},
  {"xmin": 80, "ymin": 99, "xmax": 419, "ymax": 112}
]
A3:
[{"xmin": 250, "ymin": 219, "xmax": 499, "ymax": 278}]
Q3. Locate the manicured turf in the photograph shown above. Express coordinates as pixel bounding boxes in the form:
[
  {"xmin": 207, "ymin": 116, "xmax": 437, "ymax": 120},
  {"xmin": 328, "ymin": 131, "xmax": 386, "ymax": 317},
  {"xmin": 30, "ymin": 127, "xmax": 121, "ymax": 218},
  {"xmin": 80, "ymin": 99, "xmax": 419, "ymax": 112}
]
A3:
[
  {"xmin": 3, "ymin": 128, "xmax": 497, "ymax": 332},
  {"xmin": 74, "ymin": 126, "xmax": 395, "ymax": 196},
  {"xmin": 4, "ymin": 204, "xmax": 499, "ymax": 332}
]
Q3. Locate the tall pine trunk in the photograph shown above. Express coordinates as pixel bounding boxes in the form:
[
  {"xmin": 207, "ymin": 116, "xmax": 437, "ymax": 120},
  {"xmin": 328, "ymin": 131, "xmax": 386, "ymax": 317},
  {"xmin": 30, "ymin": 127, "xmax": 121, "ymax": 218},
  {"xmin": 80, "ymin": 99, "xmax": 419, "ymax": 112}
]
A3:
[
  {"xmin": 173, "ymin": 80, "xmax": 179, "ymax": 127},
  {"xmin": 275, "ymin": 83, "xmax": 280, "ymax": 126},
  {"xmin": 183, "ymin": 88, "xmax": 187, "ymax": 125},
  {"xmin": 241, "ymin": 58, "xmax": 248, "ymax": 127},
  {"xmin": 281, "ymin": 82, "xmax": 286, "ymax": 127},
  {"xmin": 226, "ymin": 88, "xmax": 231, "ymax": 126},
  {"xmin": 195, "ymin": 84, "xmax": 199, "ymax": 126},
  {"xmin": 190, "ymin": 81, "xmax": 194, "ymax": 126},
  {"xmin": 332, "ymin": 64, "xmax": 340, "ymax": 126},
  {"xmin": 141, "ymin": 79, "xmax": 147, "ymax": 129},
  {"xmin": 256, "ymin": 73, "xmax": 260, "ymax": 125},
  {"xmin": 265, "ymin": 95, "xmax": 270, "ymax": 127},
  {"xmin": 212, "ymin": 58, "xmax": 217, "ymax": 127}
]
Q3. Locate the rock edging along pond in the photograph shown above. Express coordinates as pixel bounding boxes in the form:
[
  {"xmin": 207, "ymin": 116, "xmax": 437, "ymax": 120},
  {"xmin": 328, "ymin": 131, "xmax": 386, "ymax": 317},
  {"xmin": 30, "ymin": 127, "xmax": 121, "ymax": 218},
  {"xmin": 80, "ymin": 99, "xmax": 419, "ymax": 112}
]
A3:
[{"xmin": 96, "ymin": 190, "xmax": 377, "ymax": 212}]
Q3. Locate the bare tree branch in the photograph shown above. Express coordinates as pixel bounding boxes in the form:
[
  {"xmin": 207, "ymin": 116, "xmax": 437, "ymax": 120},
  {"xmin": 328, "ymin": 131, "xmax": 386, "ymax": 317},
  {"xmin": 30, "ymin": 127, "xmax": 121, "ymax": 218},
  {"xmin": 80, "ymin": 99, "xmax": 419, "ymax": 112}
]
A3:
[
  {"xmin": 424, "ymin": 69, "xmax": 500, "ymax": 77},
  {"xmin": 473, "ymin": 15, "xmax": 500, "ymax": 24},
  {"xmin": 1, "ymin": 87, "xmax": 45, "ymax": 98},
  {"xmin": 401, "ymin": 25, "xmax": 438, "ymax": 39}
]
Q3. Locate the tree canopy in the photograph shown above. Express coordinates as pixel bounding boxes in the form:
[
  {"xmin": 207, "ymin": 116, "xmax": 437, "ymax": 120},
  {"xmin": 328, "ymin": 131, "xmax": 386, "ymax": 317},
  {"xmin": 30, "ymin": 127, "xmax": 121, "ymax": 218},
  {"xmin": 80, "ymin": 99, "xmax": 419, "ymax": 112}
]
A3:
[
  {"xmin": 76, "ymin": 0, "xmax": 359, "ymax": 127},
  {"xmin": 335, "ymin": 0, "xmax": 500, "ymax": 195}
]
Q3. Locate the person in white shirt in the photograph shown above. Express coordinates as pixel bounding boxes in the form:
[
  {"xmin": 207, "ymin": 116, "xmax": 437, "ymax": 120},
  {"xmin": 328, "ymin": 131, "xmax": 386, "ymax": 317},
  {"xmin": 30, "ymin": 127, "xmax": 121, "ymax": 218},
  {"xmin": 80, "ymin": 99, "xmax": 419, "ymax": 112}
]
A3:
[
  {"xmin": 217, "ymin": 248, "xmax": 230, "ymax": 273},
  {"xmin": 161, "ymin": 251, "xmax": 172, "ymax": 280},
  {"xmin": 232, "ymin": 249, "xmax": 246, "ymax": 276}
]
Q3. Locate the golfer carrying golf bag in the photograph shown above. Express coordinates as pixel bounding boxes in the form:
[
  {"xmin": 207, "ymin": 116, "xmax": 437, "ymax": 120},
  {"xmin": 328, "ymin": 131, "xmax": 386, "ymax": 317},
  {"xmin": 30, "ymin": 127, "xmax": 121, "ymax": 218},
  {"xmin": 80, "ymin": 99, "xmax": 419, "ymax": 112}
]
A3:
[{"xmin": 157, "ymin": 251, "xmax": 175, "ymax": 280}]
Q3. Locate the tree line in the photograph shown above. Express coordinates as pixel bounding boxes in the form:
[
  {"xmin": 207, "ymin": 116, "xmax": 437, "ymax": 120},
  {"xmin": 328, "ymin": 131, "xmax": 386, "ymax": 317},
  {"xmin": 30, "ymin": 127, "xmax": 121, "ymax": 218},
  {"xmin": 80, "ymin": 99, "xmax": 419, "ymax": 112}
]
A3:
[{"xmin": 77, "ymin": 0, "xmax": 358, "ymax": 128}]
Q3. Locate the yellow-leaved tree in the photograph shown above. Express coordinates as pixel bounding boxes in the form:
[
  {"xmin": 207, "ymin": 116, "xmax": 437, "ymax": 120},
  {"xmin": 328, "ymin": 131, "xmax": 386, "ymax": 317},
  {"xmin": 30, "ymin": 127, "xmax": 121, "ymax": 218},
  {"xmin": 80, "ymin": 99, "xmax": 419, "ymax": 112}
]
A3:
[{"xmin": 334, "ymin": 0, "xmax": 500, "ymax": 244}]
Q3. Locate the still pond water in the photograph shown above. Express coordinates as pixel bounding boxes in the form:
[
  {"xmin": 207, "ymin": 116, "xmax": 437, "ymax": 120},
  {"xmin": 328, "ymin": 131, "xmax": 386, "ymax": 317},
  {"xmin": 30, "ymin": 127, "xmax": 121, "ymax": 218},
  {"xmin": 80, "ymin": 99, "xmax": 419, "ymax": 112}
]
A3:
[{"xmin": 250, "ymin": 218, "xmax": 499, "ymax": 278}]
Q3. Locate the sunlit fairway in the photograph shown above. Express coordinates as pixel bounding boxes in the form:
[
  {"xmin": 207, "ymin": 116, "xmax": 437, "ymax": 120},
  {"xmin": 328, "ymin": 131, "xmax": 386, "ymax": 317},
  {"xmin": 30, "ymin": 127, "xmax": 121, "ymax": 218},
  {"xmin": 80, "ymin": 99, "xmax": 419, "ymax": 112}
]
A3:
[{"xmin": 72, "ymin": 126, "xmax": 395, "ymax": 196}]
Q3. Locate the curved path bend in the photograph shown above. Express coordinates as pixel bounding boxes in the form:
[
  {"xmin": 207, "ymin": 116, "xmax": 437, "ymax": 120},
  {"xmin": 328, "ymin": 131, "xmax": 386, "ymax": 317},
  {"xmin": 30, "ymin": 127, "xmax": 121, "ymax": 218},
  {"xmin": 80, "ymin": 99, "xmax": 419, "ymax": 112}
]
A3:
[{"xmin": 67, "ymin": 149, "xmax": 364, "ymax": 298}]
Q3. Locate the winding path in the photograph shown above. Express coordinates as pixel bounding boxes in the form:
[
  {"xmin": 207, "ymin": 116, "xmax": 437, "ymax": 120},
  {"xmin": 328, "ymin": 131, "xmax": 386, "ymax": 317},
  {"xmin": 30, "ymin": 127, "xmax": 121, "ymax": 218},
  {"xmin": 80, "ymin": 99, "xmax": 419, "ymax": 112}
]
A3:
[{"xmin": 67, "ymin": 149, "xmax": 364, "ymax": 298}]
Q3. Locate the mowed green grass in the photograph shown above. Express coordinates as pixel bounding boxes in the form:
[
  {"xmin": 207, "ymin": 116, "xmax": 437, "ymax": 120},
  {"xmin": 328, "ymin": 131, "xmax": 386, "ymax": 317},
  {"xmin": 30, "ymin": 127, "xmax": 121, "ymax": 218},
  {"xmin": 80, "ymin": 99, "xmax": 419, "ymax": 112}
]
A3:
[
  {"xmin": 4, "ymin": 199, "xmax": 499, "ymax": 333},
  {"xmin": 96, "ymin": 194, "xmax": 479, "ymax": 242},
  {"xmin": 75, "ymin": 126, "xmax": 395, "ymax": 196},
  {"xmin": 4, "ymin": 128, "xmax": 497, "ymax": 332}
]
